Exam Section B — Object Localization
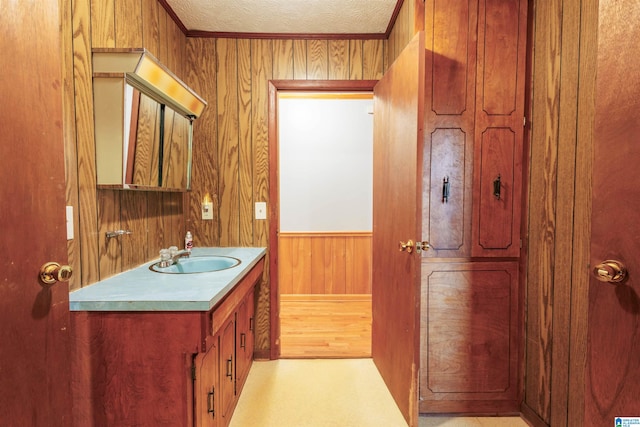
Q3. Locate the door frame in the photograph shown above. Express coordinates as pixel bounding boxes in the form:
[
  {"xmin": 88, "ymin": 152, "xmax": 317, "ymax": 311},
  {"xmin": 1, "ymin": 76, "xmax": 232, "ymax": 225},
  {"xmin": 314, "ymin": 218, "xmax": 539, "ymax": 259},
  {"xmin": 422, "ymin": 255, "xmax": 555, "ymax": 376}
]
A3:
[{"xmin": 267, "ymin": 80, "xmax": 377, "ymax": 359}]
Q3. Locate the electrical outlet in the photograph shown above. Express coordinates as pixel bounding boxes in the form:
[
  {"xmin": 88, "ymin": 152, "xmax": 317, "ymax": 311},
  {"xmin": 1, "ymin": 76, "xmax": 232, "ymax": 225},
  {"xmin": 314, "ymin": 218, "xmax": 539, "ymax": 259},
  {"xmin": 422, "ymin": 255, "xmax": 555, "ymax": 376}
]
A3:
[
  {"xmin": 202, "ymin": 202, "xmax": 214, "ymax": 220},
  {"xmin": 255, "ymin": 202, "xmax": 267, "ymax": 220}
]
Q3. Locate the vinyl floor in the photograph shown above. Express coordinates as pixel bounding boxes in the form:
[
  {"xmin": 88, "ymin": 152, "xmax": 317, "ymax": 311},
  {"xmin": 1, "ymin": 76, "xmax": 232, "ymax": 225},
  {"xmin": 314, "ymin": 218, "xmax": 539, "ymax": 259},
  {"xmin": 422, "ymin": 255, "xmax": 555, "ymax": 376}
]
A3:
[{"xmin": 229, "ymin": 359, "xmax": 531, "ymax": 427}]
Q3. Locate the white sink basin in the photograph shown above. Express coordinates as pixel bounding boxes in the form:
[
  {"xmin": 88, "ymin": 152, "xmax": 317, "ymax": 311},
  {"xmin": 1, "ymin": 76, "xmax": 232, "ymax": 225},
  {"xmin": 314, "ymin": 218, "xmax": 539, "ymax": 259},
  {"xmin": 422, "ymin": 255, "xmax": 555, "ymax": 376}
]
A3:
[{"xmin": 150, "ymin": 255, "xmax": 241, "ymax": 274}]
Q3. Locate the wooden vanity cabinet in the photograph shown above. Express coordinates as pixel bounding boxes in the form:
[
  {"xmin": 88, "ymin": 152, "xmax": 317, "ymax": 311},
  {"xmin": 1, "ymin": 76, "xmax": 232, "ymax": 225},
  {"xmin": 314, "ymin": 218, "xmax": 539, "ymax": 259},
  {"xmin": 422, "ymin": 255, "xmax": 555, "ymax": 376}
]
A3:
[
  {"xmin": 72, "ymin": 258, "xmax": 264, "ymax": 427},
  {"xmin": 208, "ymin": 265, "xmax": 260, "ymax": 427},
  {"xmin": 194, "ymin": 343, "xmax": 219, "ymax": 427},
  {"xmin": 213, "ymin": 288, "xmax": 255, "ymax": 427}
]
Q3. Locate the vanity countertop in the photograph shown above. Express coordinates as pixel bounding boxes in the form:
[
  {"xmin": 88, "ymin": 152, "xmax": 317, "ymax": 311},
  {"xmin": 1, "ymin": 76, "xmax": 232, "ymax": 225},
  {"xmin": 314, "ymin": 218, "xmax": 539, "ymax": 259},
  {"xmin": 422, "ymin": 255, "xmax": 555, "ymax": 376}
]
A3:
[{"xmin": 69, "ymin": 247, "xmax": 266, "ymax": 312}]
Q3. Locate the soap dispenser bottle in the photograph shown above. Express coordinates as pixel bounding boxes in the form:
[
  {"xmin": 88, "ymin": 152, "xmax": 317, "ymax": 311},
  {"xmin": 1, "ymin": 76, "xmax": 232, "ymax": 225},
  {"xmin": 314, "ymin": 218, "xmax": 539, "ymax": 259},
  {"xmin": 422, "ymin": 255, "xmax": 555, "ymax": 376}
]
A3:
[{"xmin": 185, "ymin": 231, "xmax": 193, "ymax": 253}]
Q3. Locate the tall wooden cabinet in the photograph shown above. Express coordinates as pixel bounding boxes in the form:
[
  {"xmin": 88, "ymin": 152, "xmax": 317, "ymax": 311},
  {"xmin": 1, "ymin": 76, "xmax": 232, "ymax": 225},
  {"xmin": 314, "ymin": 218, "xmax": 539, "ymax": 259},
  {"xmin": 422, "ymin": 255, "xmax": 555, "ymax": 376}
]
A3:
[{"xmin": 420, "ymin": 0, "xmax": 527, "ymax": 414}]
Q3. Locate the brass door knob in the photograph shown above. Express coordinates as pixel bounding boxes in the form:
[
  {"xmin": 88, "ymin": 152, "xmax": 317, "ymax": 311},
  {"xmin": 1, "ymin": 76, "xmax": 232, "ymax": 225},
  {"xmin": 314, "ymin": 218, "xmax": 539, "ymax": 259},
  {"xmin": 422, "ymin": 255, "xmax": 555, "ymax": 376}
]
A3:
[
  {"xmin": 593, "ymin": 260, "xmax": 627, "ymax": 284},
  {"xmin": 39, "ymin": 262, "xmax": 73, "ymax": 285},
  {"xmin": 399, "ymin": 240, "xmax": 414, "ymax": 253}
]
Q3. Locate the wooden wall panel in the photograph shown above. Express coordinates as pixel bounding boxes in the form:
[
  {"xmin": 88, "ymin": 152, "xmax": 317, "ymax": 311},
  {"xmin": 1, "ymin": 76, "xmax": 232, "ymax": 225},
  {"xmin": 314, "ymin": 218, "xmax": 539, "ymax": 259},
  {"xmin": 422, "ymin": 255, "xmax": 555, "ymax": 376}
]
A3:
[
  {"xmin": 329, "ymin": 40, "xmax": 350, "ymax": 79},
  {"xmin": 141, "ymin": 0, "xmax": 160, "ymax": 55},
  {"xmin": 362, "ymin": 40, "xmax": 386, "ymax": 80},
  {"xmin": 278, "ymin": 234, "xmax": 372, "ymax": 295},
  {"xmin": 307, "ymin": 40, "xmax": 329, "ymax": 79},
  {"xmin": 346, "ymin": 236, "xmax": 373, "ymax": 294},
  {"xmin": 72, "ymin": 0, "xmax": 101, "ymax": 285},
  {"xmin": 62, "ymin": 0, "xmax": 82, "ymax": 290},
  {"xmin": 349, "ymin": 40, "xmax": 364, "ymax": 80},
  {"xmin": 293, "ymin": 39, "xmax": 308, "ymax": 79},
  {"xmin": 250, "ymin": 39, "xmax": 274, "ymax": 353},
  {"xmin": 238, "ymin": 39, "xmax": 255, "ymax": 247},
  {"xmin": 184, "ymin": 35, "xmax": 393, "ymax": 356},
  {"xmin": 524, "ymin": 0, "xmax": 598, "ymax": 426},
  {"xmin": 387, "ymin": 0, "xmax": 417, "ymax": 65},
  {"xmin": 98, "ymin": 190, "xmax": 121, "ymax": 278},
  {"xmin": 273, "ymin": 40, "xmax": 294, "ymax": 80},
  {"xmin": 115, "ymin": 0, "xmax": 143, "ymax": 48},
  {"xmin": 66, "ymin": 0, "xmax": 191, "ymax": 287},
  {"xmin": 90, "ymin": 0, "xmax": 115, "ymax": 48},
  {"xmin": 185, "ymin": 38, "xmax": 219, "ymax": 248},
  {"xmin": 67, "ymin": 0, "xmax": 397, "ymax": 357},
  {"xmin": 217, "ymin": 38, "xmax": 241, "ymax": 246}
]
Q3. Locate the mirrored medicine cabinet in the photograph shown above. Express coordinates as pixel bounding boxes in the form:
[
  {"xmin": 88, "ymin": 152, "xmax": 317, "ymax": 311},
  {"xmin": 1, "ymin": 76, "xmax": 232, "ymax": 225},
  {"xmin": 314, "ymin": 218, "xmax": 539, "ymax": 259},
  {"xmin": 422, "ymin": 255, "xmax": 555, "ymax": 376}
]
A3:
[{"xmin": 92, "ymin": 48, "xmax": 206, "ymax": 191}]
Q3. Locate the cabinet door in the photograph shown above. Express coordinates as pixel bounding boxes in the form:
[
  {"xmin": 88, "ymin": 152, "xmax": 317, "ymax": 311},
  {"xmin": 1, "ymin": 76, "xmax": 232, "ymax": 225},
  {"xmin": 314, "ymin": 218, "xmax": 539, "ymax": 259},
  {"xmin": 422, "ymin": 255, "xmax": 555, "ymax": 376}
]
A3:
[
  {"xmin": 218, "ymin": 316, "xmax": 236, "ymax": 426},
  {"xmin": 235, "ymin": 290, "xmax": 254, "ymax": 391},
  {"xmin": 471, "ymin": 0, "xmax": 527, "ymax": 257},
  {"xmin": 422, "ymin": 0, "xmax": 477, "ymax": 258},
  {"xmin": 419, "ymin": 261, "xmax": 521, "ymax": 413},
  {"xmin": 195, "ymin": 345, "xmax": 218, "ymax": 427}
]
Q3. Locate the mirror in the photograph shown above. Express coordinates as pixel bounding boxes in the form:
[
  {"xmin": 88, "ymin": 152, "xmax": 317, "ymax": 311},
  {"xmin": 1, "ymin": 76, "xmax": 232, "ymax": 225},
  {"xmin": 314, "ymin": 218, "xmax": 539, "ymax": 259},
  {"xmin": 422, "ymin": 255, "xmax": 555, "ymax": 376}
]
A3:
[
  {"xmin": 124, "ymin": 89, "xmax": 192, "ymax": 190},
  {"xmin": 92, "ymin": 48, "xmax": 205, "ymax": 192}
]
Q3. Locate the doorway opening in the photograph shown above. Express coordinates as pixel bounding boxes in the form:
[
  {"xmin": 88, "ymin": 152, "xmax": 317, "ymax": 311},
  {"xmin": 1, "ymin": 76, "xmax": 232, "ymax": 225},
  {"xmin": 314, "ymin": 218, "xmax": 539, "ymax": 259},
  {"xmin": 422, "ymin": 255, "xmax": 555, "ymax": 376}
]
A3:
[{"xmin": 268, "ymin": 80, "xmax": 377, "ymax": 359}]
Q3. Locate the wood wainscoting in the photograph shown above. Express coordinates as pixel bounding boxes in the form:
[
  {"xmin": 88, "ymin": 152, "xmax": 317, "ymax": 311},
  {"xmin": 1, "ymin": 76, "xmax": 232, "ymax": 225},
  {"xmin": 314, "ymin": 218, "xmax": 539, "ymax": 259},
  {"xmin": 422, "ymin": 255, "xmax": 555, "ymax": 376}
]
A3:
[{"xmin": 278, "ymin": 232, "xmax": 372, "ymax": 358}]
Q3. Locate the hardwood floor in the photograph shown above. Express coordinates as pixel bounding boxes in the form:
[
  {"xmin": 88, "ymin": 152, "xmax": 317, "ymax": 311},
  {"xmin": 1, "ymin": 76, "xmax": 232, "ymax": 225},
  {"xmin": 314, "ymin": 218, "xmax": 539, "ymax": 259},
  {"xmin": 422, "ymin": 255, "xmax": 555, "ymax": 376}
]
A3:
[{"xmin": 279, "ymin": 294, "xmax": 372, "ymax": 358}]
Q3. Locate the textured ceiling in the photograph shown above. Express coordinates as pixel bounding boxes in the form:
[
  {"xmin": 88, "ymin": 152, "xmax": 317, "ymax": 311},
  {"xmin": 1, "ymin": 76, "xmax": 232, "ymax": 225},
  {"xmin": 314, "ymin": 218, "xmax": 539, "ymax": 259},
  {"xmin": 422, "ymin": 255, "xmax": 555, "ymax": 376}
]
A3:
[{"xmin": 165, "ymin": 0, "xmax": 400, "ymax": 35}]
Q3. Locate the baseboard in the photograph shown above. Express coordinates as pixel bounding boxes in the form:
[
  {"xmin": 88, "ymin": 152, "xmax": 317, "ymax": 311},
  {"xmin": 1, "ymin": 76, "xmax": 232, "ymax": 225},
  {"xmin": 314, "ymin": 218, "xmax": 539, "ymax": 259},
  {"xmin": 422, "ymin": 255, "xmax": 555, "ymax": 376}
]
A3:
[{"xmin": 520, "ymin": 402, "xmax": 549, "ymax": 427}]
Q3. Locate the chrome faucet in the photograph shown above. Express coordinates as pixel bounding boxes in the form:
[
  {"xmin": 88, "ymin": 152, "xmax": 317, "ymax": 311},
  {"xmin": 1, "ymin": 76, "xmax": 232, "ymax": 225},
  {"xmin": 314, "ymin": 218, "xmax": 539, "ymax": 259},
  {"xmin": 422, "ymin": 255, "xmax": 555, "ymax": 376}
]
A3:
[
  {"xmin": 157, "ymin": 246, "xmax": 190, "ymax": 268},
  {"xmin": 171, "ymin": 249, "xmax": 191, "ymax": 264}
]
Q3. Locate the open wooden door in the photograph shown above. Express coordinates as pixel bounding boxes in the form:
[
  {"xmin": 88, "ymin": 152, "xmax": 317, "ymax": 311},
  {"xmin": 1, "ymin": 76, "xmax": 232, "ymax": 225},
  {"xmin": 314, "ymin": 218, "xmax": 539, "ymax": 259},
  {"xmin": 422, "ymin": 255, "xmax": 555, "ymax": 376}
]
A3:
[
  {"xmin": 585, "ymin": 0, "xmax": 640, "ymax": 425},
  {"xmin": 0, "ymin": 1, "xmax": 72, "ymax": 425},
  {"xmin": 372, "ymin": 32, "xmax": 425, "ymax": 427}
]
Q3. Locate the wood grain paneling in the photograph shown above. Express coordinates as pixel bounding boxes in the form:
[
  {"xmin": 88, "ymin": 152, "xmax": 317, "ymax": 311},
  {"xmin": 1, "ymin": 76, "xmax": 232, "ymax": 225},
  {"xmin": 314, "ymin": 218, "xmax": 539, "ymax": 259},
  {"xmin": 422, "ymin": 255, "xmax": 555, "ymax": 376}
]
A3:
[
  {"xmin": 73, "ymin": 0, "xmax": 101, "ymax": 284},
  {"xmin": 387, "ymin": 0, "xmax": 416, "ymax": 64},
  {"xmin": 115, "ymin": 0, "xmax": 143, "ymax": 48},
  {"xmin": 68, "ymin": 0, "xmax": 399, "ymax": 358},
  {"xmin": 66, "ymin": 0, "xmax": 191, "ymax": 287},
  {"xmin": 141, "ymin": 0, "xmax": 160, "ymax": 55},
  {"xmin": 524, "ymin": 0, "xmax": 599, "ymax": 426},
  {"xmin": 329, "ymin": 40, "xmax": 350, "ymax": 79},
  {"xmin": 273, "ymin": 39, "xmax": 294, "ymax": 79},
  {"xmin": 280, "ymin": 294, "xmax": 372, "ymax": 358},
  {"xmin": 238, "ymin": 39, "xmax": 254, "ymax": 247},
  {"xmin": 90, "ymin": 0, "xmax": 115, "ymax": 48},
  {"xmin": 185, "ymin": 38, "xmax": 218, "ymax": 247},
  {"xmin": 279, "ymin": 233, "xmax": 372, "ymax": 295},
  {"xmin": 217, "ymin": 38, "xmax": 241, "ymax": 246},
  {"xmin": 307, "ymin": 40, "xmax": 329, "ymax": 79},
  {"xmin": 62, "ymin": 0, "xmax": 82, "ymax": 290}
]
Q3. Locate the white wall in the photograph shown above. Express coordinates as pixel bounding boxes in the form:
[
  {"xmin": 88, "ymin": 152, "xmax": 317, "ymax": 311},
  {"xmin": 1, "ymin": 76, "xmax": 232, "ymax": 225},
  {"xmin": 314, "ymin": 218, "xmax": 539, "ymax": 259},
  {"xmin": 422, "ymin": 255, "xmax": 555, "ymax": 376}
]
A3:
[{"xmin": 278, "ymin": 94, "xmax": 373, "ymax": 232}]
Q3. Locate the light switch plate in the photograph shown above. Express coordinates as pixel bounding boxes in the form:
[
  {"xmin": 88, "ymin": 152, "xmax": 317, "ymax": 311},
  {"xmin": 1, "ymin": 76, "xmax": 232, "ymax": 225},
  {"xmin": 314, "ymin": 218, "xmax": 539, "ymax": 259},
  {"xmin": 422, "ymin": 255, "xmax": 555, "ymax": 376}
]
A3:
[
  {"xmin": 66, "ymin": 206, "xmax": 74, "ymax": 240},
  {"xmin": 255, "ymin": 202, "xmax": 267, "ymax": 220}
]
